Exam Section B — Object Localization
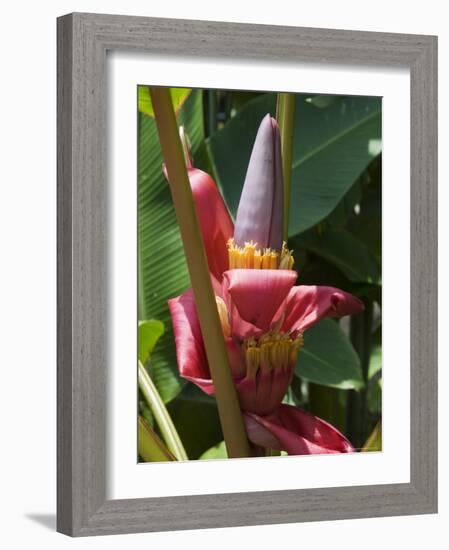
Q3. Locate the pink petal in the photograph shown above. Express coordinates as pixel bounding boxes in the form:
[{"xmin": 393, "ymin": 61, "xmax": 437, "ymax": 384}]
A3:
[
  {"xmin": 188, "ymin": 168, "xmax": 234, "ymax": 281},
  {"xmin": 270, "ymin": 367, "xmax": 295, "ymax": 412},
  {"xmin": 168, "ymin": 289, "xmax": 246, "ymax": 392},
  {"xmin": 244, "ymin": 404, "xmax": 355, "ymax": 455},
  {"xmin": 221, "ymin": 276, "xmax": 264, "ymax": 340},
  {"xmin": 223, "ymin": 269, "xmax": 297, "ymax": 337},
  {"xmin": 235, "ymin": 377, "xmax": 259, "ymax": 414},
  {"xmin": 282, "ymin": 285, "xmax": 364, "ymax": 334},
  {"xmin": 235, "ymin": 367, "xmax": 294, "ymax": 415},
  {"xmin": 168, "ymin": 289, "xmax": 212, "ymax": 393},
  {"xmin": 237, "ymin": 373, "xmax": 269, "ymax": 415},
  {"xmin": 236, "ymin": 372, "xmax": 271, "ymax": 416}
]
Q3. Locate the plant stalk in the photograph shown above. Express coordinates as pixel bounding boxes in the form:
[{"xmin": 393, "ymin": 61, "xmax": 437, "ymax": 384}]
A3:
[
  {"xmin": 361, "ymin": 421, "xmax": 382, "ymax": 452},
  {"xmin": 138, "ymin": 361, "xmax": 188, "ymax": 461},
  {"xmin": 276, "ymin": 93, "xmax": 296, "ymax": 241},
  {"xmin": 149, "ymin": 87, "xmax": 251, "ymax": 458},
  {"xmin": 138, "ymin": 416, "xmax": 176, "ymax": 462}
]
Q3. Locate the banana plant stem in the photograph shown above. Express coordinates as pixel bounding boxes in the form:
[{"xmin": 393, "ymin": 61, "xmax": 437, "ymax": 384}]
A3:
[
  {"xmin": 138, "ymin": 361, "xmax": 188, "ymax": 461},
  {"xmin": 149, "ymin": 87, "xmax": 251, "ymax": 458},
  {"xmin": 276, "ymin": 93, "xmax": 296, "ymax": 241},
  {"xmin": 138, "ymin": 416, "xmax": 176, "ymax": 462}
]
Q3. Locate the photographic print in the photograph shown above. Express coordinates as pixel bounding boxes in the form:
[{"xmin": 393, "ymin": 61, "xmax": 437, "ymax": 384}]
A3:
[
  {"xmin": 137, "ymin": 87, "xmax": 382, "ymax": 462},
  {"xmin": 56, "ymin": 15, "xmax": 437, "ymax": 534}
]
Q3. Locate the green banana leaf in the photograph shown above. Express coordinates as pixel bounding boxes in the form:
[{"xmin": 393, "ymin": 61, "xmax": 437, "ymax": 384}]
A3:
[
  {"xmin": 298, "ymin": 228, "xmax": 380, "ymax": 284},
  {"xmin": 138, "ymin": 90, "xmax": 204, "ymax": 403},
  {"xmin": 296, "ymin": 318, "xmax": 364, "ymax": 390},
  {"xmin": 167, "ymin": 384, "xmax": 223, "ymax": 460},
  {"xmin": 200, "ymin": 441, "xmax": 228, "ymax": 460},
  {"xmin": 138, "ymin": 320, "xmax": 164, "ymax": 364},
  {"xmin": 138, "ymin": 87, "xmax": 191, "ymax": 117}
]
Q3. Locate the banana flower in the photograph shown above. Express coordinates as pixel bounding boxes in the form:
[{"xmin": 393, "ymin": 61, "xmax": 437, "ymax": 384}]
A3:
[{"xmin": 166, "ymin": 116, "xmax": 363, "ymax": 455}]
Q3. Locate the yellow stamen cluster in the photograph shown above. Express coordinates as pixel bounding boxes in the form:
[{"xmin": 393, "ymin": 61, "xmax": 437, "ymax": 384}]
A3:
[
  {"xmin": 227, "ymin": 239, "xmax": 294, "ymax": 270},
  {"xmin": 242, "ymin": 331, "xmax": 304, "ymax": 379}
]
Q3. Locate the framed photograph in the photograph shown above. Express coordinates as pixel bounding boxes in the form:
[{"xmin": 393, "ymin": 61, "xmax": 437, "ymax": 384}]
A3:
[{"xmin": 57, "ymin": 12, "xmax": 437, "ymax": 536}]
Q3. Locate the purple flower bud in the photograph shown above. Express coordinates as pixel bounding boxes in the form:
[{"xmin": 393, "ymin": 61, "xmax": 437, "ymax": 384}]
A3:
[{"xmin": 234, "ymin": 114, "xmax": 284, "ymax": 251}]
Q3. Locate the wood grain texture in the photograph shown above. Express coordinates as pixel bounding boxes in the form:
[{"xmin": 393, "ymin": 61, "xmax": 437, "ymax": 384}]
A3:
[
  {"xmin": 57, "ymin": 13, "xmax": 74, "ymax": 536},
  {"xmin": 57, "ymin": 12, "xmax": 438, "ymax": 536}
]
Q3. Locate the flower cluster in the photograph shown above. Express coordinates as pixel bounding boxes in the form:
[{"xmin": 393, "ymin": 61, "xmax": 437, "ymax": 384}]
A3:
[{"xmin": 167, "ymin": 114, "xmax": 363, "ymax": 455}]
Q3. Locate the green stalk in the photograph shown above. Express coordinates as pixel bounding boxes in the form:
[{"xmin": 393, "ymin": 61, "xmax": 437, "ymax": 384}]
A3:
[
  {"xmin": 138, "ymin": 416, "xmax": 176, "ymax": 462},
  {"xmin": 276, "ymin": 93, "xmax": 296, "ymax": 241},
  {"xmin": 138, "ymin": 361, "xmax": 188, "ymax": 461},
  {"xmin": 346, "ymin": 301, "xmax": 373, "ymax": 448},
  {"xmin": 149, "ymin": 87, "xmax": 251, "ymax": 458},
  {"xmin": 361, "ymin": 421, "xmax": 382, "ymax": 452}
]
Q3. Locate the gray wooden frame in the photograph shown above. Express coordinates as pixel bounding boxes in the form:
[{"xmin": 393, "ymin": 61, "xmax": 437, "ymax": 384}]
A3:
[{"xmin": 57, "ymin": 12, "xmax": 438, "ymax": 537}]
